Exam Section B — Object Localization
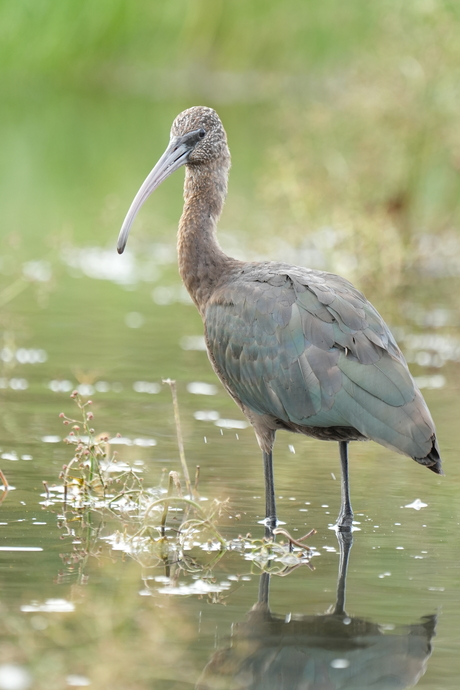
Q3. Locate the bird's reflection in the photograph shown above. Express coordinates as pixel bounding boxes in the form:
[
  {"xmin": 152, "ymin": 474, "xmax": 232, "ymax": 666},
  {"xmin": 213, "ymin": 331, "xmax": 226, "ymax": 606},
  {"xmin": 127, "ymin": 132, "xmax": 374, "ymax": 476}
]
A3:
[{"xmin": 197, "ymin": 532, "xmax": 436, "ymax": 690}]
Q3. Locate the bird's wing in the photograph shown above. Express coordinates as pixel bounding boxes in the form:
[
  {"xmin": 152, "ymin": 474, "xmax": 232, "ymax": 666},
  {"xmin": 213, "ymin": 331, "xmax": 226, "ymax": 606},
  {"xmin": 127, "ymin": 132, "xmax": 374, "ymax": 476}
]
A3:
[{"xmin": 205, "ymin": 264, "xmax": 436, "ymax": 459}]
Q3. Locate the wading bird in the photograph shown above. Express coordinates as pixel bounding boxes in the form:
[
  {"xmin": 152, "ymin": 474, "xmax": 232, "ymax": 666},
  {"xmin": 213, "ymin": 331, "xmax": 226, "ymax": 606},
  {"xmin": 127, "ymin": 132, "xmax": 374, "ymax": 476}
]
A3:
[{"xmin": 117, "ymin": 106, "xmax": 442, "ymax": 533}]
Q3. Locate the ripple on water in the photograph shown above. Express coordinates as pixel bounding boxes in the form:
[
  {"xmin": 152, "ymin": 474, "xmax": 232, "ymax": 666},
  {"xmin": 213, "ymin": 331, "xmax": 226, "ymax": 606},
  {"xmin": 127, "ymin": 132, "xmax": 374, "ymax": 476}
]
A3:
[
  {"xmin": 0, "ymin": 378, "xmax": 28, "ymax": 390},
  {"xmin": 413, "ymin": 374, "xmax": 445, "ymax": 389},
  {"xmin": 1, "ymin": 347, "xmax": 47, "ymax": 364},
  {"xmin": 20, "ymin": 599, "xmax": 74, "ymax": 613},
  {"xmin": 194, "ymin": 410, "xmax": 220, "ymax": 421},
  {"xmin": 180, "ymin": 335, "xmax": 207, "ymax": 350},
  {"xmin": 157, "ymin": 579, "xmax": 232, "ymax": 596},
  {"xmin": 133, "ymin": 381, "xmax": 160, "ymax": 394},
  {"xmin": 214, "ymin": 418, "xmax": 249, "ymax": 429},
  {"xmin": 1, "ymin": 452, "xmax": 18, "ymax": 461},
  {"xmin": 48, "ymin": 380, "xmax": 73, "ymax": 392},
  {"xmin": 62, "ymin": 246, "xmax": 139, "ymax": 285},
  {"xmin": 125, "ymin": 312, "xmax": 145, "ymax": 328},
  {"xmin": 0, "ymin": 547, "xmax": 43, "ymax": 552},
  {"xmin": 404, "ymin": 499, "xmax": 428, "ymax": 510},
  {"xmin": 0, "ymin": 663, "xmax": 32, "ymax": 690},
  {"xmin": 41, "ymin": 436, "xmax": 60, "ymax": 443},
  {"xmin": 66, "ymin": 675, "xmax": 91, "ymax": 687},
  {"xmin": 187, "ymin": 382, "xmax": 218, "ymax": 395},
  {"xmin": 403, "ymin": 332, "xmax": 460, "ymax": 369},
  {"xmin": 152, "ymin": 284, "xmax": 192, "ymax": 305}
]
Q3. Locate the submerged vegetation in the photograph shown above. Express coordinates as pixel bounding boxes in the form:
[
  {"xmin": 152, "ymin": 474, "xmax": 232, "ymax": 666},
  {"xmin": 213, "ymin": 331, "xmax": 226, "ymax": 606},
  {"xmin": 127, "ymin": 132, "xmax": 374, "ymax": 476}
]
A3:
[{"xmin": 45, "ymin": 388, "xmax": 316, "ymax": 588}]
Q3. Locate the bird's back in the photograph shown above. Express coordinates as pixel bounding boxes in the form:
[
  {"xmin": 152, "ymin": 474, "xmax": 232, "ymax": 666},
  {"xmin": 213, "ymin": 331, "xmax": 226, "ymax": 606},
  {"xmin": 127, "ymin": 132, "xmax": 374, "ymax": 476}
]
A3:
[{"xmin": 204, "ymin": 261, "xmax": 441, "ymax": 472}]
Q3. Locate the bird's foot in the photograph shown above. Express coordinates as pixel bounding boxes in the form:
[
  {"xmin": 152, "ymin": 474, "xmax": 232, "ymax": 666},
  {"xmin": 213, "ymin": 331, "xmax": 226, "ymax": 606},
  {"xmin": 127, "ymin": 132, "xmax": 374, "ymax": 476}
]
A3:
[
  {"xmin": 336, "ymin": 512, "xmax": 354, "ymax": 532},
  {"xmin": 263, "ymin": 515, "xmax": 277, "ymax": 539},
  {"xmin": 335, "ymin": 527, "xmax": 353, "ymax": 550}
]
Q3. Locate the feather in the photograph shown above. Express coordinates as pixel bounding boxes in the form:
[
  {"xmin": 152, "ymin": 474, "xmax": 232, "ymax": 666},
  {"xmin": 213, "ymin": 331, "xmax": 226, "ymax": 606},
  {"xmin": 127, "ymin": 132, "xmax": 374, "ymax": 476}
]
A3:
[
  {"xmin": 204, "ymin": 259, "xmax": 439, "ymax": 463},
  {"xmin": 338, "ymin": 351, "xmax": 415, "ymax": 406}
]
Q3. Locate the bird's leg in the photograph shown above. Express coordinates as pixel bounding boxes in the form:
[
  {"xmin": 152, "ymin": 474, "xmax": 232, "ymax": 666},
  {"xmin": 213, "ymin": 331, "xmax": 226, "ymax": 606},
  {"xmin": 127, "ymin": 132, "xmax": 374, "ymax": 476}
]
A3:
[
  {"xmin": 336, "ymin": 441, "xmax": 353, "ymax": 531},
  {"xmin": 263, "ymin": 450, "xmax": 277, "ymax": 538},
  {"xmin": 332, "ymin": 529, "xmax": 353, "ymax": 616},
  {"xmin": 257, "ymin": 571, "xmax": 271, "ymax": 607}
]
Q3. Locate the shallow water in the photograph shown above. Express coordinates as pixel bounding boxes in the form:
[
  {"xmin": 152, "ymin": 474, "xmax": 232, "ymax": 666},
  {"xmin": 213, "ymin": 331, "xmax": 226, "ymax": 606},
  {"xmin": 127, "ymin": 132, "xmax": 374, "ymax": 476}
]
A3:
[
  {"xmin": 1, "ymin": 97, "xmax": 460, "ymax": 689},
  {"xmin": 1, "ymin": 255, "xmax": 459, "ymax": 689}
]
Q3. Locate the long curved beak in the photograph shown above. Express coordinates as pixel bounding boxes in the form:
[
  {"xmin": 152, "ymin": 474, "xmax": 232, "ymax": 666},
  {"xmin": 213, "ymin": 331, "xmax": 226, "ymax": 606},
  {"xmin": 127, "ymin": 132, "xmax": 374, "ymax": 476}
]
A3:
[{"xmin": 117, "ymin": 135, "xmax": 193, "ymax": 254}]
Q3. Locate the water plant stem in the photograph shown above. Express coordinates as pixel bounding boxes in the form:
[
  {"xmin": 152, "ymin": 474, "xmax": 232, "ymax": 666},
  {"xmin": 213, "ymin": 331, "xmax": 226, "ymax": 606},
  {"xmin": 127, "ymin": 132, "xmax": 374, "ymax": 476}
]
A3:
[{"xmin": 163, "ymin": 379, "xmax": 193, "ymax": 498}]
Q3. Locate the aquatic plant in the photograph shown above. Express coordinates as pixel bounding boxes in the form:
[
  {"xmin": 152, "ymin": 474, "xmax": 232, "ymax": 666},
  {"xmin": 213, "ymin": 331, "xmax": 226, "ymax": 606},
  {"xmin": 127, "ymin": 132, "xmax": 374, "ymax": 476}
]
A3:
[{"xmin": 43, "ymin": 388, "xmax": 316, "ymax": 588}]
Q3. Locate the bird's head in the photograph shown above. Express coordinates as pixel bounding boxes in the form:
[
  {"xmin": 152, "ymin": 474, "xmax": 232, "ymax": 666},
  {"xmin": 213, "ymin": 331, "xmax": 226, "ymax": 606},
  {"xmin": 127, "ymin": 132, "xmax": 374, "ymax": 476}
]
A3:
[
  {"xmin": 171, "ymin": 106, "xmax": 228, "ymax": 164},
  {"xmin": 117, "ymin": 106, "xmax": 228, "ymax": 254}
]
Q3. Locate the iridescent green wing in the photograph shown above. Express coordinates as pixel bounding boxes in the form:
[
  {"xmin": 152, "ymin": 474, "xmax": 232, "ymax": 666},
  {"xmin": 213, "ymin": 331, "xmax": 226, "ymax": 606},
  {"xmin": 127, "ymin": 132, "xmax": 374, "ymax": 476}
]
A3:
[{"xmin": 205, "ymin": 264, "xmax": 435, "ymax": 458}]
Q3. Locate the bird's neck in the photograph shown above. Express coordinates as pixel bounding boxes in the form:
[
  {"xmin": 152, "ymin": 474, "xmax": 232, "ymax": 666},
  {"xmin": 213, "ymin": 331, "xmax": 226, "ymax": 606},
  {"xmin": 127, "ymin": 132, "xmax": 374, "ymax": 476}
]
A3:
[{"xmin": 178, "ymin": 158, "xmax": 238, "ymax": 314}]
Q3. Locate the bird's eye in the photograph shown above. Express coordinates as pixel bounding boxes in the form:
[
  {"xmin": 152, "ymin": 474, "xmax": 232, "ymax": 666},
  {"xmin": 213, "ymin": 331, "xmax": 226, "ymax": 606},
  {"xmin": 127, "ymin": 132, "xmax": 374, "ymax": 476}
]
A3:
[{"xmin": 198, "ymin": 129, "xmax": 206, "ymax": 139}]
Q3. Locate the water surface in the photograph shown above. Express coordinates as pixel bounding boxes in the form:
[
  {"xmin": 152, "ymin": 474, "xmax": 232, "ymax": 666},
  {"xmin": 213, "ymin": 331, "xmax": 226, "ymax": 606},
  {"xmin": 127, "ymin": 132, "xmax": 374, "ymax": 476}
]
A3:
[{"xmin": 1, "ymin": 95, "xmax": 460, "ymax": 690}]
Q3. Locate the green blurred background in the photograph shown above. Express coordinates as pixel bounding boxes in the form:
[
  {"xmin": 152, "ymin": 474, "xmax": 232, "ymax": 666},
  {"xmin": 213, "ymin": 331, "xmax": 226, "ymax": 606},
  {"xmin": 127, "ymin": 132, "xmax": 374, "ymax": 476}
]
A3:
[
  {"xmin": 1, "ymin": 3, "xmax": 460, "ymax": 688},
  {"xmin": 2, "ymin": 0, "xmax": 460, "ymax": 301}
]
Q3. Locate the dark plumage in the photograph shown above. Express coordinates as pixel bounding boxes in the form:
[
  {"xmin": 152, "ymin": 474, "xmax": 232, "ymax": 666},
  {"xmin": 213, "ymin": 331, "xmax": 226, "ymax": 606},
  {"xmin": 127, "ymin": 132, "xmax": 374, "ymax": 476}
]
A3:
[{"xmin": 117, "ymin": 106, "xmax": 442, "ymax": 533}]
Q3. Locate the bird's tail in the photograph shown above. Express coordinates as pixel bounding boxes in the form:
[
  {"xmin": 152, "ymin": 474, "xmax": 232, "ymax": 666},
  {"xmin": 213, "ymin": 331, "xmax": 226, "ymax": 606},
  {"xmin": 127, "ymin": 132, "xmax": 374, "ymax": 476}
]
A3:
[{"xmin": 415, "ymin": 435, "xmax": 443, "ymax": 475}]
